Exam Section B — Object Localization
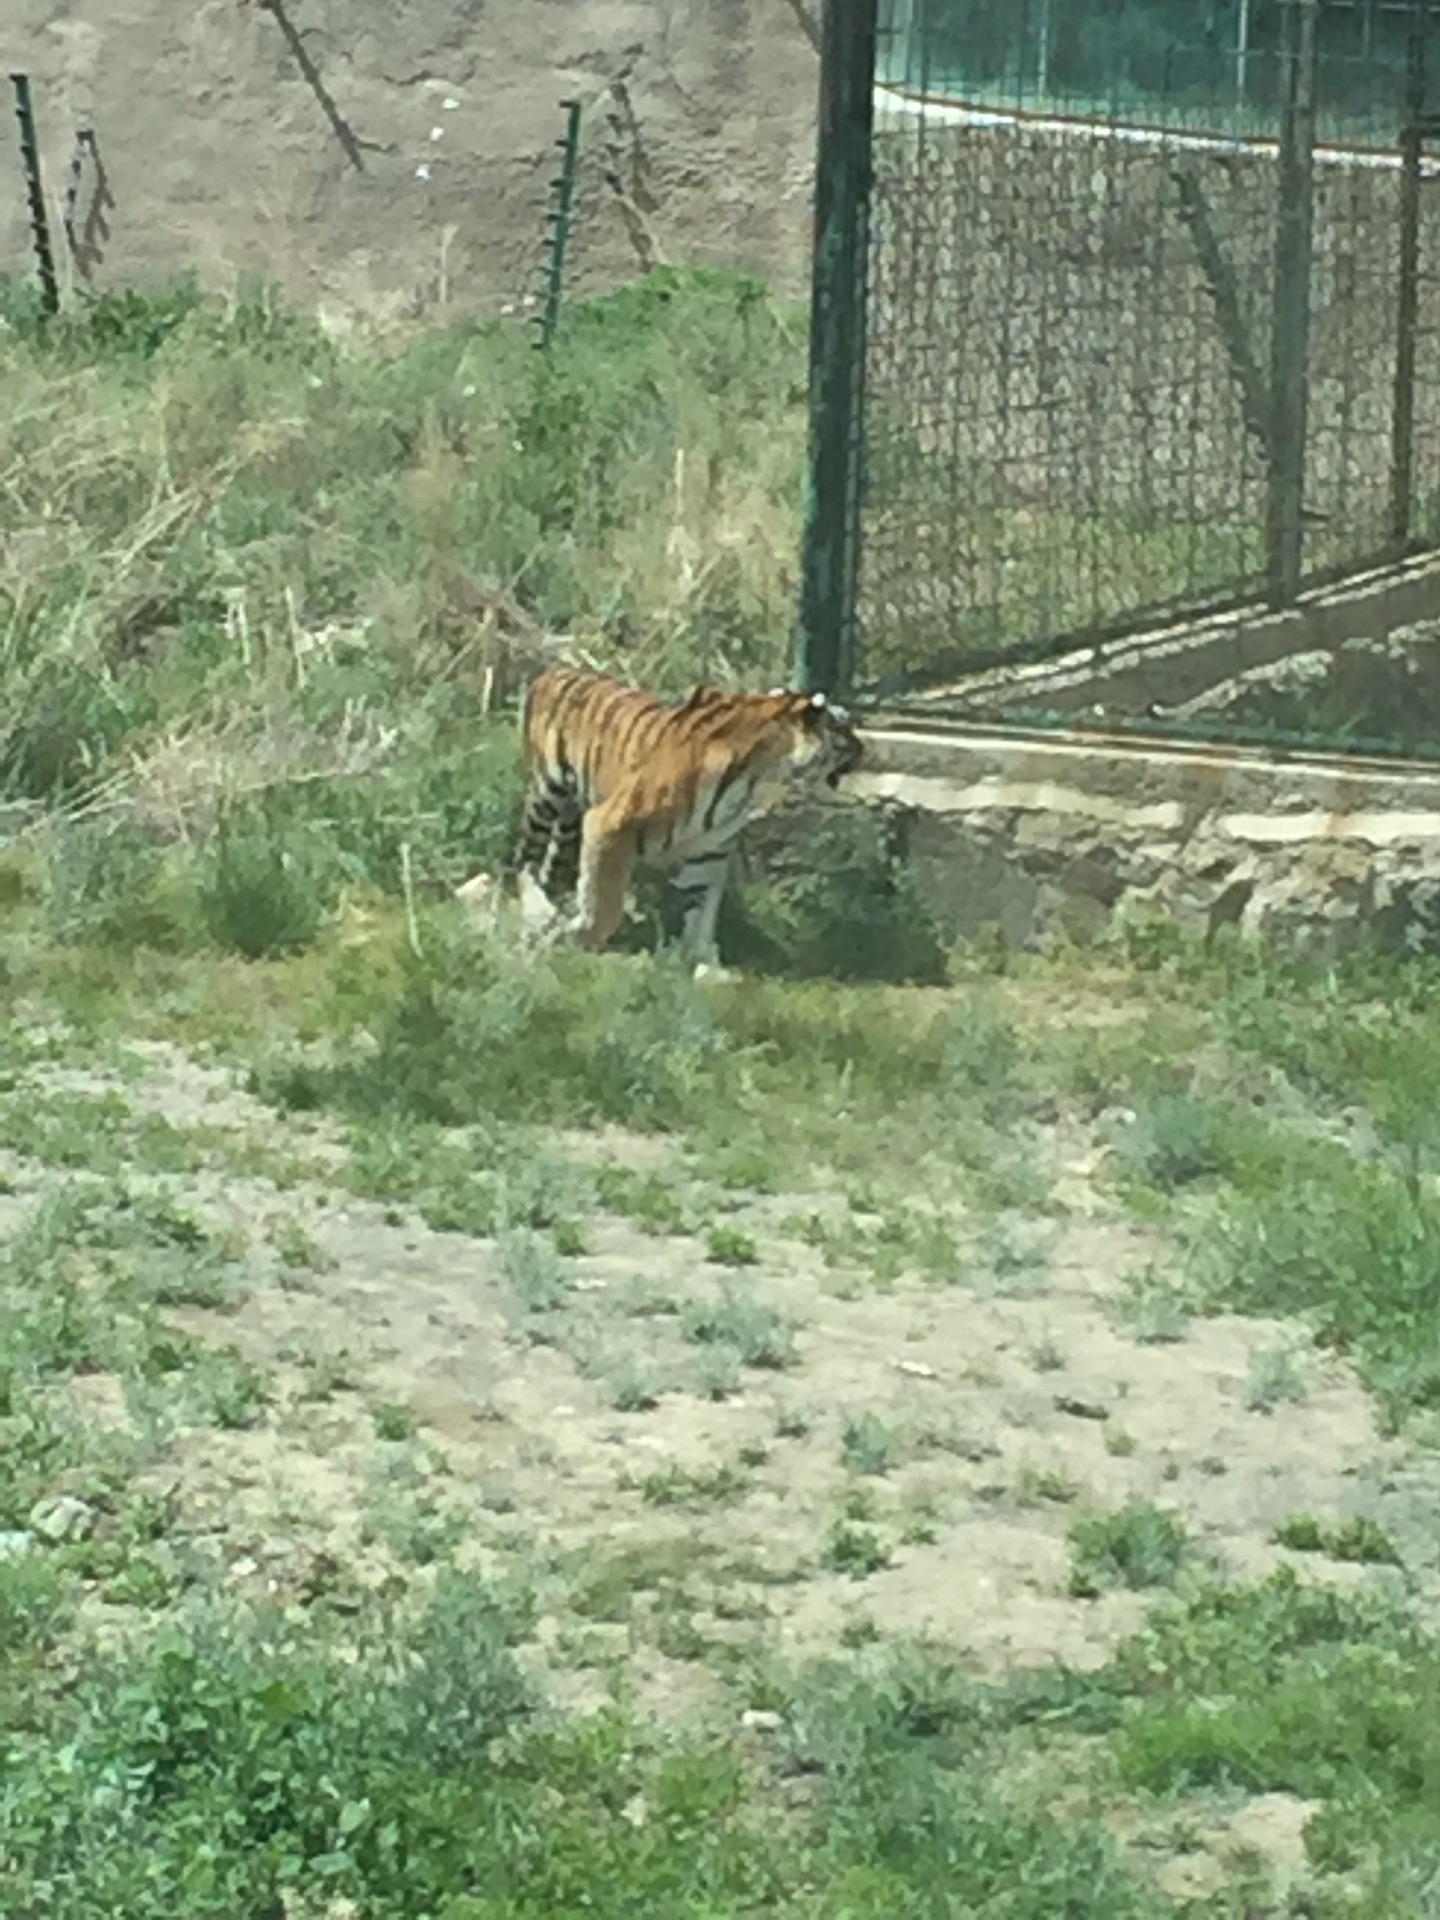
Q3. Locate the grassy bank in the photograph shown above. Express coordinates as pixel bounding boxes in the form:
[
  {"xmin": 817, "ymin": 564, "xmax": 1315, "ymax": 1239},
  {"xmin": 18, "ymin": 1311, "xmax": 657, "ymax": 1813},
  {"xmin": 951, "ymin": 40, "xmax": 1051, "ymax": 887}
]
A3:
[{"xmin": 0, "ymin": 264, "xmax": 805, "ymax": 824}]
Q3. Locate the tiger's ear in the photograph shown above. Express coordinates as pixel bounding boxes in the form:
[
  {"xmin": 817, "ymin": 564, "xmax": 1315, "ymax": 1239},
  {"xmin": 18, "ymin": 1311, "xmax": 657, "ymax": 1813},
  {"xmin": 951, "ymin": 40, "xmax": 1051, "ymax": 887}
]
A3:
[{"xmin": 809, "ymin": 691, "xmax": 827, "ymax": 710}]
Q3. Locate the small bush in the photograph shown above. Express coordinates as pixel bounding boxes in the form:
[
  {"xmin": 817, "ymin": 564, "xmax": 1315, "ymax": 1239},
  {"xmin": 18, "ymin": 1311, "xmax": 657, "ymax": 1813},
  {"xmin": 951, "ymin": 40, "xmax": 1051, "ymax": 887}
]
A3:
[
  {"xmin": 179, "ymin": 1346, "xmax": 270, "ymax": 1430},
  {"xmin": 373, "ymin": 1401, "xmax": 418, "ymax": 1442},
  {"xmin": 595, "ymin": 1165, "xmax": 688, "ymax": 1235},
  {"xmin": 641, "ymin": 1462, "xmax": 749, "ymax": 1507},
  {"xmin": 718, "ymin": 806, "xmax": 950, "ymax": 986},
  {"xmin": 0, "ymin": 1550, "xmax": 71, "ymax": 1662},
  {"xmin": 44, "ymin": 819, "xmax": 195, "ymax": 951},
  {"xmin": 198, "ymin": 795, "xmax": 339, "ymax": 959},
  {"xmin": 705, "ymin": 1224, "xmax": 758, "ymax": 1267},
  {"xmin": 498, "ymin": 1229, "xmax": 572, "ymax": 1314},
  {"xmin": 940, "ymin": 995, "xmax": 1026, "ymax": 1096},
  {"xmin": 1273, "ymin": 1512, "xmax": 1400, "ymax": 1564},
  {"xmin": 0, "ymin": 664, "xmax": 159, "ymax": 802},
  {"xmin": 823, "ymin": 1521, "xmax": 891, "ymax": 1578},
  {"xmin": 683, "ymin": 1295, "xmax": 796, "ymax": 1370},
  {"xmin": 1117, "ymin": 1092, "xmax": 1253, "ymax": 1192},
  {"xmin": 1069, "ymin": 1500, "xmax": 1191, "ymax": 1596},
  {"xmin": 841, "ymin": 1412, "xmax": 897, "ymax": 1476}
]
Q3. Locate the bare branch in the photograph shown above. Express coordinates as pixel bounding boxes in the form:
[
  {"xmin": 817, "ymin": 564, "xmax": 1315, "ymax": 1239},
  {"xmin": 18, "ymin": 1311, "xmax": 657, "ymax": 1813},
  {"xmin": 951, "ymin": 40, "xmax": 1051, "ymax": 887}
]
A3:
[{"xmin": 782, "ymin": 0, "xmax": 821, "ymax": 55}]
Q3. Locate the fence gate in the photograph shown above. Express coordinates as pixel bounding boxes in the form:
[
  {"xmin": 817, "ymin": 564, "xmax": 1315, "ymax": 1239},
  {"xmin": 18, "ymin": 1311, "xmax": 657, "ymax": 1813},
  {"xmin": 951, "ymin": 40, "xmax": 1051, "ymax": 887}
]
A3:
[{"xmin": 812, "ymin": 0, "xmax": 1440, "ymax": 742}]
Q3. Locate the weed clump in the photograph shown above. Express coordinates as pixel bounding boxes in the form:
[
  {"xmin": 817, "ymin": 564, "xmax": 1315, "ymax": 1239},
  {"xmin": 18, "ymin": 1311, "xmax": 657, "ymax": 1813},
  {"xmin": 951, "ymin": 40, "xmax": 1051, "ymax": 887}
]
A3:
[
  {"xmin": 1069, "ymin": 1500, "xmax": 1191, "ymax": 1596},
  {"xmin": 1198, "ymin": 1154, "xmax": 1440, "ymax": 1426}
]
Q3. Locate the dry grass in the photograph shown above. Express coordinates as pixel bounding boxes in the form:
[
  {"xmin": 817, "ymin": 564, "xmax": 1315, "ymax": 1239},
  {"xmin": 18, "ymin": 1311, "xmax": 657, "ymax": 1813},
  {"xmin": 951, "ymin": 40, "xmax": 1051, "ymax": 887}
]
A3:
[{"xmin": 0, "ymin": 267, "xmax": 807, "ymax": 844}]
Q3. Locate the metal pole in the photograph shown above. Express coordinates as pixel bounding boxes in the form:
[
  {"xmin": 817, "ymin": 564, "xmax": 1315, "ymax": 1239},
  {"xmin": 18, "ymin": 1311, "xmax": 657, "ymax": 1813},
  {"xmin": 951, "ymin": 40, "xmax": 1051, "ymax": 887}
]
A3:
[
  {"xmin": 10, "ymin": 75, "xmax": 59, "ymax": 316},
  {"xmin": 795, "ymin": 0, "xmax": 878, "ymax": 699},
  {"xmin": 1390, "ymin": 0, "xmax": 1427, "ymax": 550},
  {"xmin": 536, "ymin": 99, "xmax": 582, "ymax": 352},
  {"xmin": 1236, "ymin": 0, "xmax": 1251, "ymax": 110},
  {"xmin": 1264, "ymin": 0, "xmax": 1319, "ymax": 605},
  {"xmin": 883, "ymin": 0, "xmax": 915, "ymax": 88}
]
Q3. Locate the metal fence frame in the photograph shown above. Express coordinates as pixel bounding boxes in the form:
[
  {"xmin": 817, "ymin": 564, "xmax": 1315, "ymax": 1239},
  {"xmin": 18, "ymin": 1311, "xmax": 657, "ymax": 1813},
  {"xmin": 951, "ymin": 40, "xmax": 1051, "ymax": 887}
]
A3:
[{"xmin": 797, "ymin": 0, "xmax": 1440, "ymax": 718}]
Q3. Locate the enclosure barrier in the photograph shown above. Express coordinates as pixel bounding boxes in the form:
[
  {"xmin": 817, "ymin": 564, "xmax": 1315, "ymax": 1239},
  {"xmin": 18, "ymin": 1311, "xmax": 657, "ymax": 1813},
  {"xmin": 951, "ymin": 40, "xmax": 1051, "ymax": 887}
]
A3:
[
  {"xmin": 9, "ymin": 73, "xmax": 58, "ymax": 315},
  {"xmin": 535, "ymin": 98, "xmax": 583, "ymax": 351},
  {"xmin": 798, "ymin": 0, "xmax": 1440, "ymax": 761}
]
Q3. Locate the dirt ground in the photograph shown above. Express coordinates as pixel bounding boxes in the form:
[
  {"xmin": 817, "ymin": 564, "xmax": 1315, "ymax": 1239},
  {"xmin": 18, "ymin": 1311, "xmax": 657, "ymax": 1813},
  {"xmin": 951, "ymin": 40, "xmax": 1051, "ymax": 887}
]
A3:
[
  {"xmin": 8, "ymin": 957, "xmax": 1440, "ymax": 1904},
  {"xmin": 3, "ymin": 0, "xmax": 819, "ymax": 321},
  {"xmin": 14, "ymin": 1024, "xmax": 1438, "ymax": 1684}
]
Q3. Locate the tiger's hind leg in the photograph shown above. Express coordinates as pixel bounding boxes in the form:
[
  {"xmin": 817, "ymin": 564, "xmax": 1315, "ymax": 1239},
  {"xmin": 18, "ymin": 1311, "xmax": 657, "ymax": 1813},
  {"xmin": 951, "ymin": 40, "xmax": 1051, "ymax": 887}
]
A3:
[
  {"xmin": 513, "ymin": 770, "xmax": 580, "ymax": 897},
  {"xmin": 670, "ymin": 844, "xmax": 738, "ymax": 979},
  {"xmin": 512, "ymin": 770, "xmax": 583, "ymax": 944}
]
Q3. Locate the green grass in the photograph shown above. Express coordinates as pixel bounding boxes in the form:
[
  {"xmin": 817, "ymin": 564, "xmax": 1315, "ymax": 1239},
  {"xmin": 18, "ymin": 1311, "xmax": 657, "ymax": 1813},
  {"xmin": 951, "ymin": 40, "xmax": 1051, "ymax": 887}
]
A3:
[
  {"xmin": 0, "ymin": 268, "xmax": 953, "ymax": 997},
  {"xmin": 8, "ymin": 922, "xmax": 1440, "ymax": 1912},
  {"xmin": 1105, "ymin": 1569, "xmax": 1440, "ymax": 1875},
  {"xmin": 1198, "ymin": 1152, "xmax": 1440, "ymax": 1427},
  {"xmin": 640, "ymin": 1462, "xmax": 751, "ymax": 1508},
  {"xmin": 341, "ymin": 1112, "xmax": 589, "ymax": 1237},
  {"xmin": 1, "ymin": 272, "xmax": 803, "ymax": 805},
  {"xmin": 0, "ymin": 1550, "xmax": 1180, "ymax": 1920}
]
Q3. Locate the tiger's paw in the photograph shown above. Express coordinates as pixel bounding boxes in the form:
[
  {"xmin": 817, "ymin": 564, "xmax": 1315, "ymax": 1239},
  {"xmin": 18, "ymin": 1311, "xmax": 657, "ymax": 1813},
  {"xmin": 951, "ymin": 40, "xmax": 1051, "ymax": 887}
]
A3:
[
  {"xmin": 455, "ymin": 871, "xmax": 499, "ymax": 925},
  {"xmin": 516, "ymin": 872, "xmax": 564, "ymax": 945},
  {"xmin": 691, "ymin": 962, "xmax": 739, "ymax": 987}
]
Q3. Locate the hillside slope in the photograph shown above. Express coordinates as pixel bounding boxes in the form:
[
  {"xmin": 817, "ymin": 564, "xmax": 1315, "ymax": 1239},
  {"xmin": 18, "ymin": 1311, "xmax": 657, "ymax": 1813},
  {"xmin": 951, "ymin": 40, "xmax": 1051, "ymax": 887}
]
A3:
[{"xmin": 3, "ymin": 0, "xmax": 818, "ymax": 321}]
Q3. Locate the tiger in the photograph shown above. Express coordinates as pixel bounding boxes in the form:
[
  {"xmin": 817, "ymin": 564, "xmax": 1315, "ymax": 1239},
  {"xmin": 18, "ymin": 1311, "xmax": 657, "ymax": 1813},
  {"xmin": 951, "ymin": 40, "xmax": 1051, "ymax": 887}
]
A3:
[{"xmin": 483, "ymin": 663, "xmax": 864, "ymax": 974}]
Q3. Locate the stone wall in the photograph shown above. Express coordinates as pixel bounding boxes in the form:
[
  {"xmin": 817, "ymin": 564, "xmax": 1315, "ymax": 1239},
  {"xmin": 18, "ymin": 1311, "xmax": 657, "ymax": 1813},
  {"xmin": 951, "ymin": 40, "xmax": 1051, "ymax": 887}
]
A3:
[{"xmin": 841, "ymin": 718, "xmax": 1440, "ymax": 958}]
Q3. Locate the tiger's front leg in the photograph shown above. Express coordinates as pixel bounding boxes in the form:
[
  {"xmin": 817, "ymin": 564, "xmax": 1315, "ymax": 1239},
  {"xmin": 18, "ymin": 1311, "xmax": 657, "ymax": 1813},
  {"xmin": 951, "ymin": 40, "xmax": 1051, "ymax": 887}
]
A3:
[{"xmin": 567, "ymin": 807, "xmax": 637, "ymax": 953}]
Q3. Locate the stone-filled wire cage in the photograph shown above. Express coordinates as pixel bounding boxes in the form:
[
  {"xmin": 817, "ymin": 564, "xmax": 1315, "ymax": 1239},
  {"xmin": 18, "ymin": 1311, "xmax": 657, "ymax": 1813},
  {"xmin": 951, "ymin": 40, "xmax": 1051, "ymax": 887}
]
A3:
[{"xmin": 860, "ymin": 0, "xmax": 1440, "ymax": 708}]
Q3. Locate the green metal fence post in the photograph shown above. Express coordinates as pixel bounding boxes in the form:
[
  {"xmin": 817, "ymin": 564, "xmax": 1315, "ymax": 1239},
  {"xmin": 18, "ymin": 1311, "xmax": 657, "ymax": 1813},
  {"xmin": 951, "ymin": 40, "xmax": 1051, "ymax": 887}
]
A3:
[
  {"xmin": 535, "ymin": 99, "xmax": 582, "ymax": 352},
  {"xmin": 1264, "ymin": 0, "xmax": 1320, "ymax": 606},
  {"xmin": 795, "ymin": 0, "xmax": 878, "ymax": 699},
  {"xmin": 10, "ymin": 74, "xmax": 59, "ymax": 316},
  {"xmin": 1389, "ymin": 0, "xmax": 1428, "ymax": 552}
]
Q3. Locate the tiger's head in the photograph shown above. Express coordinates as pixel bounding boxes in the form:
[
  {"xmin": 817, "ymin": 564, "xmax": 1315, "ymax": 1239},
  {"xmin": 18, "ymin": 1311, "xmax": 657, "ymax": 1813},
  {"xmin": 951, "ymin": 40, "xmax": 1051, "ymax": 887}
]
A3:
[{"xmin": 774, "ymin": 688, "xmax": 864, "ymax": 791}]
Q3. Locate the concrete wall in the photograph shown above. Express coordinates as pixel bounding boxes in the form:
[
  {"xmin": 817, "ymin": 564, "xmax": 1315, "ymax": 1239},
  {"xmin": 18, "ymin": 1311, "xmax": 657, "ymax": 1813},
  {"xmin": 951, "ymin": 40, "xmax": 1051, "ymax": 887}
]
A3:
[
  {"xmin": 931, "ymin": 552, "xmax": 1440, "ymax": 727},
  {"xmin": 2, "ymin": 1, "xmax": 819, "ymax": 321}
]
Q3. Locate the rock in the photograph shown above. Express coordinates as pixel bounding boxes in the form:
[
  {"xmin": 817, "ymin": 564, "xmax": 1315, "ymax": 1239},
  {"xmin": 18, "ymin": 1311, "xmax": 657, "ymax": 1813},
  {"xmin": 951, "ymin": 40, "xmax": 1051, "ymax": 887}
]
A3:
[
  {"xmin": 28, "ymin": 1495, "xmax": 95, "ymax": 1544},
  {"xmin": 0, "ymin": 1530, "xmax": 36, "ymax": 1560},
  {"xmin": 1052, "ymin": 1393, "xmax": 1111, "ymax": 1422}
]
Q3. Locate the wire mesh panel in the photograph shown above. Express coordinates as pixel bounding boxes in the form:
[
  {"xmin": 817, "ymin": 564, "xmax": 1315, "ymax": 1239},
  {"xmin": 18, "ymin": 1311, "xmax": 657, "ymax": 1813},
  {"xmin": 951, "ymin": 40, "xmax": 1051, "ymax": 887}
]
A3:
[{"xmin": 859, "ymin": 0, "xmax": 1440, "ymax": 703}]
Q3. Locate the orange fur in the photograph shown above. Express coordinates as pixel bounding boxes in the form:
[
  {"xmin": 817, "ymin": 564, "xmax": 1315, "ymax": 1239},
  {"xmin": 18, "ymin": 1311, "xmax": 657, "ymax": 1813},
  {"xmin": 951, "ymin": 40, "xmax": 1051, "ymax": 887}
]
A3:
[{"xmin": 510, "ymin": 665, "xmax": 863, "ymax": 967}]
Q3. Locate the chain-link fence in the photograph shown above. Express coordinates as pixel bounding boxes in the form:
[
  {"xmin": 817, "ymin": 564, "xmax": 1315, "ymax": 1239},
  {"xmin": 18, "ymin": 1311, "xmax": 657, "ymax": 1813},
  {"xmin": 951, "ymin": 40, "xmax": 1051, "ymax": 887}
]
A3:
[{"xmin": 857, "ymin": 0, "xmax": 1440, "ymax": 716}]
